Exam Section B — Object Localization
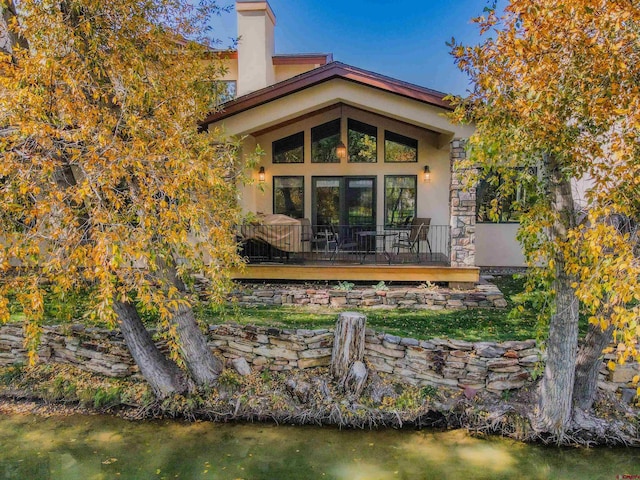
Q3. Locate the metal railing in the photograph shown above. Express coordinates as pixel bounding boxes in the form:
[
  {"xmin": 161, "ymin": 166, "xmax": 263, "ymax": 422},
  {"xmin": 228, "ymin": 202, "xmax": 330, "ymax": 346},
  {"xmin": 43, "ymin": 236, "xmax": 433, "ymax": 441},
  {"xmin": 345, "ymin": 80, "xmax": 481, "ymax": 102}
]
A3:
[{"xmin": 237, "ymin": 223, "xmax": 450, "ymax": 266}]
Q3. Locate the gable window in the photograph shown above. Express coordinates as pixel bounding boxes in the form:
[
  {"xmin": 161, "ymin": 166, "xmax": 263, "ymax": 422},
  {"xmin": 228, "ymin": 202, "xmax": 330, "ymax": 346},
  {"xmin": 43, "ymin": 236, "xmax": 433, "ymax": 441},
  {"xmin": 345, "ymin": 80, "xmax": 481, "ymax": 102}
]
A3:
[
  {"xmin": 273, "ymin": 132, "xmax": 304, "ymax": 164},
  {"xmin": 273, "ymin": 176, "xmax": 304, "ymax": 218},
  {"xmin": 311, "ymin": 119, "xmax": 341, "ymax": 163},
  {"xmin": 348, "ymin": 119, "xmax": 377, "ymax": 163},
  {"xmin": 385, "ymin": 131, "xmax": 418, "ymax": 163},
  {"xmin": 384, "ymin": 175, "xmax": 417, "ymax": 228},
  {"xmin": 476, "ymin": 169, "xmax": 536, "ymax": 223}
]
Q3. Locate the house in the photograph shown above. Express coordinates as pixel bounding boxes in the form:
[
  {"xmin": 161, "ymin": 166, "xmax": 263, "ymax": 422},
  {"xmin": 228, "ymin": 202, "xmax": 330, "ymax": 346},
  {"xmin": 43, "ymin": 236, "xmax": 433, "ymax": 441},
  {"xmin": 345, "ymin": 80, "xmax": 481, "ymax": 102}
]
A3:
[{"xmin": 200, "ymin": 1, "xmax": 526, "ymax": 285}]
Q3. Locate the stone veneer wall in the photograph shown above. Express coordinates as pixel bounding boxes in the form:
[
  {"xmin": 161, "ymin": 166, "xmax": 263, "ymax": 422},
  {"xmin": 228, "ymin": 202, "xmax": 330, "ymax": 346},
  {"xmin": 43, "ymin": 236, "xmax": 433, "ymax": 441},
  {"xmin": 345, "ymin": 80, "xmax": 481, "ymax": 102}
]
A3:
[
  {"xmin": 1, "ymin": 323, "xmax": 636, "ymax": 398},
  {"xmin": 228, "ymin": 283, "xmax": 508, "ymax": 309},
  {"xmin": 449, "ymin": 139, "xmax": 477, "ymax": 268}
]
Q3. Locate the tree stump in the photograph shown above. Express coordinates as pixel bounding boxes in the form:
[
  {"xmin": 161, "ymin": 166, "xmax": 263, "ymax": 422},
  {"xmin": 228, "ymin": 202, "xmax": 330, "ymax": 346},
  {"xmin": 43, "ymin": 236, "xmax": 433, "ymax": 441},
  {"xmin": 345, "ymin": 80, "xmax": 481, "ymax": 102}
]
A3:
[
  {"xmin": 330, "ymin": 312, "xmax": 367, "ymax": 395},
  {"xmin": 344, "ymin": 360, "xmax": 368, "ymax": 397}
]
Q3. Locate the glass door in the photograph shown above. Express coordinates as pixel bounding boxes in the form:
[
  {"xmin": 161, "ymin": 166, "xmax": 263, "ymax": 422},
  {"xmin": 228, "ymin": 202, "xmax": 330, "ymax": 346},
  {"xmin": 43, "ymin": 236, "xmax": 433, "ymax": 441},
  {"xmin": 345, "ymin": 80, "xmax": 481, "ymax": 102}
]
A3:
[
  {"xmin": 312, "ymin": 176, "xmax": 376, "ymax": 228},
  {"xmin": 313, "ymin": 178, "xmax": 341, "ymax": 227}
]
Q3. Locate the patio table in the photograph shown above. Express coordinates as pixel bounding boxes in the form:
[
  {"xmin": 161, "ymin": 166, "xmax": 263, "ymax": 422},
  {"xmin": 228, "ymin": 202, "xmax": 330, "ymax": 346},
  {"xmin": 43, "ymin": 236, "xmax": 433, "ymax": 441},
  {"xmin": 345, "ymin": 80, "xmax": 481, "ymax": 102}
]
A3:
[{"xmin": 356, "ymin": 231, "xmax": 399, "ymax": 264}]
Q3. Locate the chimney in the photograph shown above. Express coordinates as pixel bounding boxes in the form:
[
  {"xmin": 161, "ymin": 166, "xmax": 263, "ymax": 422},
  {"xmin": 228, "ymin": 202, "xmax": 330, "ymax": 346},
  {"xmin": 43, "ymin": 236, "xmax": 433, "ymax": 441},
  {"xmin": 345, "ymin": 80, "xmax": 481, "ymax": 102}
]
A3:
[{"xmin": 236, "ymin": 1, "xmax": 276, "ymax": 96}]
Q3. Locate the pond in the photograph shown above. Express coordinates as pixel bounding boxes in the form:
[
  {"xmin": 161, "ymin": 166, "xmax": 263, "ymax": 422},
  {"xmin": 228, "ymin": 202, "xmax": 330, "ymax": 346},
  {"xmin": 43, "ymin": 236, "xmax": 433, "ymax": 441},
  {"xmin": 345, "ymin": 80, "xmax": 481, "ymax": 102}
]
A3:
[{"xmin": 0, "ymin": 413, "xmax": 637, "ymax": 480}]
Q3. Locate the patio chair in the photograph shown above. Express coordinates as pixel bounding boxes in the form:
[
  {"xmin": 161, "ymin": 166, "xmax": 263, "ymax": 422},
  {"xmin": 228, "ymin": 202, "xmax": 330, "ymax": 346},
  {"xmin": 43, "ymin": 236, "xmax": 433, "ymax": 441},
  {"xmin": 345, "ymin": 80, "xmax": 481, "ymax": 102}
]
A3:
[
  {"xmin": 392, "ymin": 217, "xmax": 431, "ymax": 262},
  {"xmin": 311, "ymin": 225, "xmax": 337, "ymax": 254},
  {"xmin": 329, "ymin": 224, "xmax": 359, "ymax": 261}
]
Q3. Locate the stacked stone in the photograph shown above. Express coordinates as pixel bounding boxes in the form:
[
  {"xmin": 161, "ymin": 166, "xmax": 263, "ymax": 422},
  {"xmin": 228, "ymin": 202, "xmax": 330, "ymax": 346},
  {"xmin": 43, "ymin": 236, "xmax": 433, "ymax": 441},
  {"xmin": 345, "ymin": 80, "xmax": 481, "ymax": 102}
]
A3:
[
  {"xmin": 0, "ymin": 324, "xmax": 136, "ymax": 377},
  {"xmin": 1, "ymin": 323, "xmax": 636, "ymax": 400},
  {"xmin": 599, "ymin": 347, "xmax": 640, "ymax": 404},
  {"xmin": 364, "ymin": 332, "xmax": 540, "ymax": 393},
  {"xmin": 208, "ymin": 325, "xmax": 333, "ymax": 371},
  {"xmin": 449, "ymin": 139, "xmax": 477, "ymax": 268},
  {"xmin": 228, "ymin": 283, "xmax": 507, "ymax": 310},
  {"xmin": 0, "ymin": 325, "xmax": 28, "ymax": 366}
]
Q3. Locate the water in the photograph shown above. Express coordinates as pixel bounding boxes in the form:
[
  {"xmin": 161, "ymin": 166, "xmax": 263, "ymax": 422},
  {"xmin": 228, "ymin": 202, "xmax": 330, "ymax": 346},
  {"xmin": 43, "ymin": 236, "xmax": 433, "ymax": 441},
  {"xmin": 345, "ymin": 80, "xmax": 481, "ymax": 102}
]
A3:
[{"xmin": 0, "ymin": 413, "xmax": 637, "ymax": 480}]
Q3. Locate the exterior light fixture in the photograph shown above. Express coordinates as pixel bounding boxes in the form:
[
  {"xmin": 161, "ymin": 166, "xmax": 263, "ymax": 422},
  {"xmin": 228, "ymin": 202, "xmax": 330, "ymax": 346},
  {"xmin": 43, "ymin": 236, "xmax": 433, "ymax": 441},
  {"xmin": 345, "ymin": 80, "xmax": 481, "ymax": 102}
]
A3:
[
  {"xmin": 258, "ymin": 166, "xmax": 265, "ymax": 183},
  {"xmin": 336, "ymin": 140, "xmax": 347, "ymax": 161},
  {"xmin": 423, "ymin": 165, "xmax": 431, "ymax": 183}
]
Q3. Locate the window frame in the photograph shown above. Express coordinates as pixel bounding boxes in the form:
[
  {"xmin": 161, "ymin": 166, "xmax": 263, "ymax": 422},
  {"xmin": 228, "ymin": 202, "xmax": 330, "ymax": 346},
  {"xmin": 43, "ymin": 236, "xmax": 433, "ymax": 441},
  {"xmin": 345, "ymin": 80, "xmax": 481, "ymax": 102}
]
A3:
[
  {"xmin": 311, "ymin": 118, "xmax": 341, "ymax": 164},
  {"xmin": 347, "ymin": 118, "xmax": 377, "ymax": 163},
  {"xmin": 384, "ymin": 130, "xmax": 418, "ymax": 163},
  {"xmin": 475, "ymin": 168, "xmax": 537, "ymax": 224},
  {"xmin": 273, "ymin": 175, "xmax": 305, "ymax": 219},
  {"xmin": 272, "ymin": 131, "xmax": 305, "ymax": 164},
  {"xmin": 384, "ymin": 175, "xmax": 418, "ymax": 229}
]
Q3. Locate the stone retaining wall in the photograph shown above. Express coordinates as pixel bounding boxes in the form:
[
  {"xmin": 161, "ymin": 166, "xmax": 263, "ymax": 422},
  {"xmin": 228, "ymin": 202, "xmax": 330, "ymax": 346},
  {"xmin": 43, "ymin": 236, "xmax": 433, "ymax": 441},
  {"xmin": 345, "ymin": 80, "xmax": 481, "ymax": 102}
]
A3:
[
  {"xmin": 228, "ymin": 283, "xmax": 508, "ymax": 310},
  {"xmin": 0, "ymin": 324, "xmax": 136, "ymax": 378},
  {"xmin": 2, "ymin": 323, "xmax": 636, "ymax": 399}
]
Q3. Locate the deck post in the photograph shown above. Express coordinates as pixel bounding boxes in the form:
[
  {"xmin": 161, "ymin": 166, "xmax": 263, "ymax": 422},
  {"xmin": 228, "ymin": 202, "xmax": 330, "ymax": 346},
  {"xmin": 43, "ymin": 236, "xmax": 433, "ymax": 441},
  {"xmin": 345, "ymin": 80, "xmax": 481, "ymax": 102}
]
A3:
[{"xmin": 449, "ymin": 139, "xmax": 477, "ymax": 277}]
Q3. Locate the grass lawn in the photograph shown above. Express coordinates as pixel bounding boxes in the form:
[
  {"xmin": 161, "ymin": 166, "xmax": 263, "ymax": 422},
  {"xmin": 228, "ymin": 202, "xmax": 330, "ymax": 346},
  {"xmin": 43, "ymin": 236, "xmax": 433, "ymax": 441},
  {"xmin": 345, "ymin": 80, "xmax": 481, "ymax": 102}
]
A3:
[
  {"xmin": 199, "ymin": 276, "xmax": 545, "ymax": 342},
  {"xmin": 8, "ymin": 276, "xmax": 584, "ymax": 343}
]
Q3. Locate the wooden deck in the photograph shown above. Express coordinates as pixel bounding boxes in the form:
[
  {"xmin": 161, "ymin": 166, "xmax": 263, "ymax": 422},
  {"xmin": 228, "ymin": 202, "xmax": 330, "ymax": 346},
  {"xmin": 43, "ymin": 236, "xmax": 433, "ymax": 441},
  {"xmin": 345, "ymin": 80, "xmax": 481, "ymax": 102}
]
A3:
[{"xmin": 231, "ymin": 264, "xmax": 480, "ymax": 283}]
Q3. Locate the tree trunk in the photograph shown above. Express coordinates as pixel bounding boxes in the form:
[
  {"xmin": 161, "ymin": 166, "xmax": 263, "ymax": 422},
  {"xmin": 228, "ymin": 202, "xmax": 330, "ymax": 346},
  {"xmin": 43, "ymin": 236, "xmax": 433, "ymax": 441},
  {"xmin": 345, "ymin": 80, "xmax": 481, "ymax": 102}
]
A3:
[
  {"xmin": 573, "ymin": 323, "xmax": 614, "ymax": 411},
  {"xmin": 113, "ymin": 300, "xmax": 191, "ymax": 398},
  {"xmin": 156, "ymin": 258, "xmax": 223, "ymax": 386},
  {"xmin": 330, "ymin": 311, "xmax": 367, "ymax": 389},
  {"xmin": 344, "ymin": 361, "xmax": 368, "ymax": 397},
  {"xmin": 170, "ymin": 302, "xmax": 222, "ymax": 386},
  {"xmin": 0, "ymin": 1, "xmax": 29, "ymax": 60},
  {"xmin": 536, "ymin": 154, "xmax": 580, "ymax": 437}
]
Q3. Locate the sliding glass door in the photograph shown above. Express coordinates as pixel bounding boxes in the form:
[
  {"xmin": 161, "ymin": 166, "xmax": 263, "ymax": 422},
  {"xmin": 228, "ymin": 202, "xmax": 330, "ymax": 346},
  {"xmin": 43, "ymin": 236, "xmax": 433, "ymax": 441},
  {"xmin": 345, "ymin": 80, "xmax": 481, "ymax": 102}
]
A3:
[{"xmin": 312, "ymin": 176, "xmax": 376, "ymax": 228}]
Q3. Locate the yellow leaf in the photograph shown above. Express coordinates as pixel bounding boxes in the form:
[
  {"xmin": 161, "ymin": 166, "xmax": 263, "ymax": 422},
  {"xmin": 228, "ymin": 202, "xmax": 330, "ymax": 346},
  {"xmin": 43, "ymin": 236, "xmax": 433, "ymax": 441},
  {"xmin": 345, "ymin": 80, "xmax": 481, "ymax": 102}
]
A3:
[{"xmin": 607, "ymin": 361, "xmax": 616, "ymax": 371}]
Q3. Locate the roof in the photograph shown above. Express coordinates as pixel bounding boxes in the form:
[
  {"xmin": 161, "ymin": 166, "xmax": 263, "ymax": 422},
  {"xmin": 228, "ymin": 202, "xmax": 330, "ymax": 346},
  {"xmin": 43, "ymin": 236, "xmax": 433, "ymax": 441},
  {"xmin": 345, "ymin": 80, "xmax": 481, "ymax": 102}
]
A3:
[
  {"xmin": 212, "ymin": 51, "xmax": 333, "ymax": 65},
  {"xmin": 200, "ymin": 61, "xmax": 453, "ymax": 127},
  {"xmin": 272, "ymin": 53, "xmax": 333, "ymax": 65}
]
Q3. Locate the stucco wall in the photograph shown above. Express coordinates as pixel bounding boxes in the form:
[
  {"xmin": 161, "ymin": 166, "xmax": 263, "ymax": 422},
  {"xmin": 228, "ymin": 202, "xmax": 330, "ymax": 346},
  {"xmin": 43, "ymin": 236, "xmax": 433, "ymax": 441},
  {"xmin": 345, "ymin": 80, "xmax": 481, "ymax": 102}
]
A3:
[
  {"xmin": 475, "ymin": 175, "xmax": 594, "ymax": 268},
  {"xmin": 476, "ymin": 223, "xmax": 526, "ymax": 267},
  {"xmin": 239, "ymin": 104, "xmax": 452, "ymax": 228}
]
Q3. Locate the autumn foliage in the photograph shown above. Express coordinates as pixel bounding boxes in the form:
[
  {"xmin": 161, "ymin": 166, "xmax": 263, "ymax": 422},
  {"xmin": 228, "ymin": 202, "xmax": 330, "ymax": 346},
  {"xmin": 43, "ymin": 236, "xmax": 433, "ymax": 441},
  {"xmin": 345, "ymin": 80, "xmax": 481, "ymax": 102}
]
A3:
[
  {"xmin": 450, "ymin": 0, "xmax": 640, "ymax": 436},
  {"xmin": 0, "ymin": 1, "xmax": 248, "ymax": 364}
]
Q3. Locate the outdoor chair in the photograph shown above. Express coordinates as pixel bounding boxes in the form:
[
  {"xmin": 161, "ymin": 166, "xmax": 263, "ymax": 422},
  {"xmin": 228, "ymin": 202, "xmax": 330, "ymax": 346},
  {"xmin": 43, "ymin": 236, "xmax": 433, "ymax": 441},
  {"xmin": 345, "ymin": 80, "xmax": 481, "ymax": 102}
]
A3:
[
  {"xmin": 392, "ymin": 217, "xmax": 431, "ymax": 262},
  {"xmin": 311, "ymin": 225, "xmax": 337, "ymax": 254},
  {"xmin": 329, "ymin": 224, "xmax": 359, "ymax": 261}
]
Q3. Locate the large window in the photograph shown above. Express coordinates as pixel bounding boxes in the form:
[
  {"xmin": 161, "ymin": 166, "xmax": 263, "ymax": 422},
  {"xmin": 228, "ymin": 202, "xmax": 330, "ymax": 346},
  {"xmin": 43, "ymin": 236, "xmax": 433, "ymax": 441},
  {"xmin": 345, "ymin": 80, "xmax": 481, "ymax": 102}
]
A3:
[
  {"xmin": 273, "ymin": 132, "xmax": 304, "ymax": 164},
  {"xmin": 476, "ymin": 169, "xmax": 536, "ymax": 223},
  {"xmin": 311, "ymin": 119, "xmax": 341, "ymax": 163},
  {"xmin": 384, "ymin": 175, "xmax": 417, "ymax": 228},
  {"xmin": 385, "ymin": 131, "xmax": 418, "ymax": 163},
  {"xmin": 273, "ymin": 176, "xmax": 304, "ymax": 219},
  {"xmin": 348, "ymin": 119, "xmax": 377, "ymax": 163}
]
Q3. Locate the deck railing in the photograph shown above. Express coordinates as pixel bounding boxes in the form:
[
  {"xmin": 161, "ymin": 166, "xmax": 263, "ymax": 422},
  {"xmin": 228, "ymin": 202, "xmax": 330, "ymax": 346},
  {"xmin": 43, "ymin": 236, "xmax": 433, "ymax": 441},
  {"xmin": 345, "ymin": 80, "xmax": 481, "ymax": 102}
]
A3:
[{"xmin": 237, "ymin": 223, "xmax": 450, "ymax": 266}]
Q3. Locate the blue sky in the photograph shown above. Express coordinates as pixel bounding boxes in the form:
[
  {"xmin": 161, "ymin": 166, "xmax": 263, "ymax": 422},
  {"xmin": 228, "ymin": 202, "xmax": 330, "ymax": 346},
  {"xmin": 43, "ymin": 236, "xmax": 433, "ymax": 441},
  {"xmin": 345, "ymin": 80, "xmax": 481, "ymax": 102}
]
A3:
[{"xmin": 209, "ymin": 1, "xmax": 490, "ymax": 96}]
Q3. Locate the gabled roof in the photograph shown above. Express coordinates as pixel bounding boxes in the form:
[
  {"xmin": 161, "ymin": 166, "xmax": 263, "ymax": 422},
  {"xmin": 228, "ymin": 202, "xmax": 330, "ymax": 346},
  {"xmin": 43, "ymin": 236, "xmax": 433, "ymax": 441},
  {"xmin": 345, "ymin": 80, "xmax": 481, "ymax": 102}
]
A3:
[{"xmin": 200, "ymin": 61, "xmax": 452, "ymax": 128}]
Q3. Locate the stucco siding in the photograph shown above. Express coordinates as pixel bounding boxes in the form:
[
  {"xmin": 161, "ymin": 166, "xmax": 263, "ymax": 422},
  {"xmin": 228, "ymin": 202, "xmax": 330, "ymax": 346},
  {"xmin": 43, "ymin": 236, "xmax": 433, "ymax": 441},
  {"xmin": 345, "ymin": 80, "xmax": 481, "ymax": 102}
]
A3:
[
  {"xmin": 237, "ymin": 105, "xmax": 451, "ymax": 228},
  {"xmin": 475, "ymin": 223, "xmax": 526, "ymax": 267}
]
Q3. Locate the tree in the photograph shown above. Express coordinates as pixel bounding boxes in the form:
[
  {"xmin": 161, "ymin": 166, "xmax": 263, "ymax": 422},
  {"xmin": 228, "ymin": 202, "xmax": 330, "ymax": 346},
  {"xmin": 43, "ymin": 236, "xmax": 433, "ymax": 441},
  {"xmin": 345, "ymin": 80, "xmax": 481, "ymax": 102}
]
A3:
[
  {"xmin": 0, "ymin": 0, "xmax": 249, "ymax": 397},
  {"xmin": 450, "ymin": 0, "xmax": 640, "ymax": 439}
]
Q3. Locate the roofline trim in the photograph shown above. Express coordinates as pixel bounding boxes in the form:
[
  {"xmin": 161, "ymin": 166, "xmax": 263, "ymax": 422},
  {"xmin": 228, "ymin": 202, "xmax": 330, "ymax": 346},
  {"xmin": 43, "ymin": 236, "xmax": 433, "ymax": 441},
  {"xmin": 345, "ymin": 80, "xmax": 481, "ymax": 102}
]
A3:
[
  {"xmin": 272, "ymin": 53, "xmax": 333, "ymax": 65},
  {"xmin": 200, "ymin": 62, "xmax": 453, "ymax": 127}
]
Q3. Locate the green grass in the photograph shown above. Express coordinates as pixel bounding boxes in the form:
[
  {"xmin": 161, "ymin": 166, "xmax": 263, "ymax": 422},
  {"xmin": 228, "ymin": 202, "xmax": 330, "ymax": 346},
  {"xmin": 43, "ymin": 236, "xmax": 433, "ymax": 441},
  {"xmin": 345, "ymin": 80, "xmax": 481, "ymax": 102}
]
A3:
[
  {"xmin": 199, "ymin": 276, "xmax": 542, "ymax": 342},
  {"xmin": 7, "ymin": 275, "xmax": 584, "ymax": 343}
]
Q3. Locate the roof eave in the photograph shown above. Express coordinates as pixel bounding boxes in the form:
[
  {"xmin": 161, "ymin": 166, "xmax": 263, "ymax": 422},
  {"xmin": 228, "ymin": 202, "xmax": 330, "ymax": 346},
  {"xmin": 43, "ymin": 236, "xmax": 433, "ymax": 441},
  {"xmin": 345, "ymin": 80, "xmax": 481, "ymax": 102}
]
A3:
[{"xmin": 200, "ymin": 62, "xmax": 453, "ymax": 127}]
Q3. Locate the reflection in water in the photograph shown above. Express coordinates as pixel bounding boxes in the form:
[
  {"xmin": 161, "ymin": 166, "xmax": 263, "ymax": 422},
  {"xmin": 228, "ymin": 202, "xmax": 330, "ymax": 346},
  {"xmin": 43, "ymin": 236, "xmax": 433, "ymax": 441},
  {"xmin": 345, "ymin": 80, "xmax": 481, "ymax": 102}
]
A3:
[{"xmin": 0, "ymin": 413, "xmax": 637, "ymax": 480}]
